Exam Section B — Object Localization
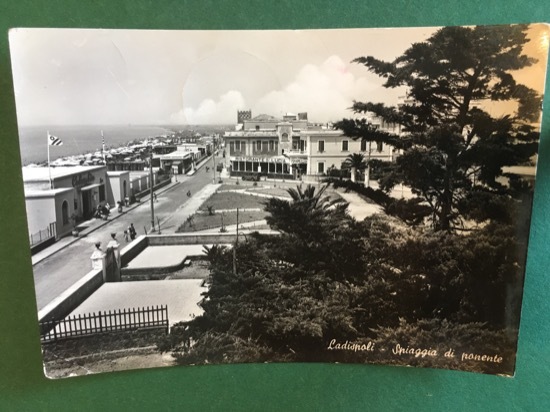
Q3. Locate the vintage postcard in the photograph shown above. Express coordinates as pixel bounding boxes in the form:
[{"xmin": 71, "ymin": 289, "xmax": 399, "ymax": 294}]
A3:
[{"xmin": 9, "ymin": 24, "xmax": 549, "ymax": 378}]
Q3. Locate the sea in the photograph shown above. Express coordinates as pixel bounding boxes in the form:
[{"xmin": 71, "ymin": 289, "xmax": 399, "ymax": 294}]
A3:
[{"xmin": 17, "ymin": 125, "xmax": 176, "ymax": 165}]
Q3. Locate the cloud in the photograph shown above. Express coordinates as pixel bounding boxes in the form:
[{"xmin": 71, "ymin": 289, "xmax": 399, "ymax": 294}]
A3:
[
  {"xmin": 170, "ymin": 90, "xmax": 246, "ymax": 124},
  {"xmin": 255, "ymin": 55, "xmax": 380, "ymax": 121},
  {"xmin": 172, "ymin": 55, "xmax": 385, "ymax": 124}
]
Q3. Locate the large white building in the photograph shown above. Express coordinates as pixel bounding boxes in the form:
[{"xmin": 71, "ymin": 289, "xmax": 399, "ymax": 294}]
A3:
[{"xmin": 223, "ymin": 111, "xmax": 399, "ymax": 180}]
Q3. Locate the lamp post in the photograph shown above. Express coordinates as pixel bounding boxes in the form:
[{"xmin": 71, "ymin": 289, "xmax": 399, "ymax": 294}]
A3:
[
  {"xmin": 149, "ymin": 151, "xmax": 155, "ymax": 232},
  {"xmin": 212, "ymin": 140, "xmax": 217, "ymax": 184}
]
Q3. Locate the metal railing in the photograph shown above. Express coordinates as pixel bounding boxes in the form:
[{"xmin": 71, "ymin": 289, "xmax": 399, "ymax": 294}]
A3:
[{"xmin": 29, "ymin": 222, "xmax": 56, "ymax": 246}]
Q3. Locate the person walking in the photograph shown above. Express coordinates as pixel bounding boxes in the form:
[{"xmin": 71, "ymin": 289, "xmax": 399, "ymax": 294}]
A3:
[
  {"xmin": 128, "ymin": 223, "xmax": 137, "ymax": 241},
  {"xmin": 90, "ymin": 242, "xmax": 105, "ymax": 270},
  {"xmin": 106, "ymin": 232, "xmax": 121, "ymax": 269}
]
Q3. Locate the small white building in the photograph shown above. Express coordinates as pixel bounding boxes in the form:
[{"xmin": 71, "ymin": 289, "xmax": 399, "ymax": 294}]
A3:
[
  {"xmin": 22, "ymin": 166, "xmax": 129, "ymax": 244},
  {"xmin": 157, "ymin": 151, "xmax": 193, "ymax": 175}
]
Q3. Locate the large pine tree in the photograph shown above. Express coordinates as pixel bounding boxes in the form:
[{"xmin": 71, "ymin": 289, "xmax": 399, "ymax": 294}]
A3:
[{"xmin": 336, "ymin": 25, "xmax": 541, "ymax": 231}]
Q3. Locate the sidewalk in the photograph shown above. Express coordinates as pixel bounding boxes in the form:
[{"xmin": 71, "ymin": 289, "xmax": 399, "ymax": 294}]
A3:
[
  {"xmin": 157, "ymin": 183, "xmax": 221, "ymax": 232},
  {"xmin": 31, "ymin": 179, "xmax": 181, "ymax": 266},
  {"xmin": 336, "ymin": 189, "xmax": 383, "ymax": 220},
  {"xmin": 192, "ymin": 219, "xmax": 272, "ymax": 234}
]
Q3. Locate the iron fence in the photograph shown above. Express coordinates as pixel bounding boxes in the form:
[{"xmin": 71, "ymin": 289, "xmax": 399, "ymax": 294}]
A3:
[
  {"xmin": 40, "ymin": 305, "xmax": 169, "ymax": 343},
  {"xmin": 29, "ymin": 222, "xmax": 56, "ymax": 246}
]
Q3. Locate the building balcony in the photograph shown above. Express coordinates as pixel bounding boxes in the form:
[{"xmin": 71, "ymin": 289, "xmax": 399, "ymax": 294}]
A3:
[{"xmin": 286, "ymin": 150, "xmax": 307, "ymax": 157}]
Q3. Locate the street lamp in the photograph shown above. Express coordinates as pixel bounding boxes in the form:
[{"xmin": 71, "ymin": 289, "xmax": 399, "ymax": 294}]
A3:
[
  {"xmin": 149, "ymin": 152, "xmax": 155, "ymax": 232},
  {"xmin": 212, "ymin": 141, "xmax": 217, "ymax": 184}
]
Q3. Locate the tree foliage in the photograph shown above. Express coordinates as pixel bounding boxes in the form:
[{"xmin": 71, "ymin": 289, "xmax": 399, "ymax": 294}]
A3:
[
  {"xmin": 158, "ymin": 184, "xmax": 525, "ymax": 374},
  {"xmin": 342, "ymin": 153, "xmax": 368, "ymax": 182},
  {"xmin": 335, "ymin": 25, "xmax": 541, "ymax": 231}
]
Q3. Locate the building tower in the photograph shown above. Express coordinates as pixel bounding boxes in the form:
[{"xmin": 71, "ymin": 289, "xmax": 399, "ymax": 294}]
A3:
[{"xmin": 237, "ymin": 110, "xmax": 252, "ymax": 126}]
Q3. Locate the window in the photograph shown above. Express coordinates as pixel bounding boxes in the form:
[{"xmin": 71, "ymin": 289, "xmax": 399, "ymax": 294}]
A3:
[
  {"xmin": 62, "ymin": 200, "xmax": 69, "ymax": 225},
  {"xmin": 361, "ymin": 140, "xmax": 367, "ymax": 151},
  {"xmin": 342, "ymin": 140, "xmax": 349, "ymax": 151},
  {"xmin": 262, "ymin": 141, "xmax": 268, "ymax": 151},
  {"xmin": 377, "ymin": 142, "xmax": 383, "ymax": 152},
  {"xmin": 281, "ymin": 132, "xmax": 289, "ymax": 142},
  {"xmin": 256, "ymin": 140, "xmax": 261, "ymax": 151},
  {"xmin": 235, "ymin": 141, "xmax": 240, "ymax": 151},
  {"xmin": 318, "ymin": 140, "xmax": 325, "ymax": 152},
  {"xmin": 241, "ymin": 141, "xmax": 246, "ymax": 151},
  {"xmin": 317, "ymin": 162, "xmax": 325, "ymax": 174},
  {"xmin": 255, "ymin": 125, "xmax": 260, "ymax": 131},
  {"xmin": 269, "ymin": 140, "xmax": 275, "ymax": 151},
  {"xmin": 229, "ymin": 142, "xmax": 235, "ymax": 153}
]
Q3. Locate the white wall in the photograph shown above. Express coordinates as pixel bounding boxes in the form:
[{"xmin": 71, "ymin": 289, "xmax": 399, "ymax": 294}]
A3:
[
  {"xmin": 54, "ymin": 190, "xmax": 76, "ymax": 238},
  {"xmin": 25, "ymin": 197, "xmax": 56, "ymax": 236},
  {"xmin": 306, "ymin": 133, "xmax": 394, "ymax": 175},
  {"xmin": 107, "ymin": 172, "xmax": 130, "ymax": 205}
]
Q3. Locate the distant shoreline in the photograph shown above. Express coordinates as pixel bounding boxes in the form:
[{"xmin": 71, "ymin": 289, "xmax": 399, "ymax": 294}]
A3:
[{"xmin": 17, "ymin": 124, "xmax": 232, "ymax": 165}]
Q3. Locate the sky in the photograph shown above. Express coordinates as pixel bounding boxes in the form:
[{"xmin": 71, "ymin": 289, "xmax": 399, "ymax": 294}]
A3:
[{"xmin": 8, "ymin": 25, "xmax": 549, "ymax": 126}]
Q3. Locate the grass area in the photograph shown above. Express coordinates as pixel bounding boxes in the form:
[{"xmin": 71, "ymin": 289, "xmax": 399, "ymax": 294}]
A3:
[
  {"xmin": 199, "ymin": 191, "xmax": 267, "ymax": 211},
  {"xmin": 177, "ymin": 210, "xmax": 269, "ymax": 232},
  {"xmin": 42, "ymin": 329, "xmax": 166, "ymax": 362},
  {"xmin": 179, "ymin": 182, "xmax": 346, "ymax": 233},
  {"xmin": 42, "ymin": 329, "xmax": 171, "ymax": 378},
  {"xmin": 245, "ymin": 187, "xmax": 292, "ymax": 198}
]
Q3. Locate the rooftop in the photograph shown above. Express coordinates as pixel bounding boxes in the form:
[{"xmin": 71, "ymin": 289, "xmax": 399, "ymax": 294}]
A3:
[
  {"xmin": 22, "ymin": 165, "xmax": 106, "ymax": 182},
  {"xmin": 250, "ymin": 114, "xmax": 280, "ymax": 122},
  {"xmin": 301, "ymin": 130, "xmax": 343, "ymax": 136},
  {"xmin": 24, "ymin": 187, "xmax": 74, "ymax": 197}
]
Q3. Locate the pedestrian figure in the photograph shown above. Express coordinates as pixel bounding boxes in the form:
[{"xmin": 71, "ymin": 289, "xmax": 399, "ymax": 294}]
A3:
[
  {"xmin": 128, "ymin": 223, "xmax": 137, "ymax": 240},
  {"xmin": 123, "ymin": 230, "xmax": 129, "ymax": 242},
  {"xmin": 187, "ymin": 190, "xmax": 191, "ymax": 197},
  {"xmin": 153, "ymin": 192, "xmax": 158, "ymax": 202},
  {"xmin": 90, "ymin": 242, "xmax": 105, "ymax": 270},
  {"xmin": 107, "ymin": 233, "xmax": 121, "ymax": 268}
]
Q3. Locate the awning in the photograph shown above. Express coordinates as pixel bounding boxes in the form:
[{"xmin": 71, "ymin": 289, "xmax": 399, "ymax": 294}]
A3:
[{"xmin": 80, "ymin": 183, "xmax": 103, "ymax": 191}]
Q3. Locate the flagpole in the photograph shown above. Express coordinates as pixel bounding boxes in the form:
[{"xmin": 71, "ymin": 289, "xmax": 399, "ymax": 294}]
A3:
[
  {"xmin": 47, "ymin": 130, "xmax": 52, "ymax": 189},
  {"xmin": 101, "ymin": 130, "xmax": 106, "ymax": 164}
]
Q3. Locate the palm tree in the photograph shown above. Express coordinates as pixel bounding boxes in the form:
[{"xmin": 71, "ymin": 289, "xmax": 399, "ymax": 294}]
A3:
[
  {"xmin": 264, "ymin": 184, "xmax": 349, "ymax": 236},
  {"xmin": 343, "ymin": 153, "xmax": 367, "ymax": 183}
]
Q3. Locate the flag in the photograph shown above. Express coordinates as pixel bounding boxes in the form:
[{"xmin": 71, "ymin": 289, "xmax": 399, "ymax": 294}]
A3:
[{"xmin": 48, "ymin": 134, "xmax": 63, "ymax": 146}]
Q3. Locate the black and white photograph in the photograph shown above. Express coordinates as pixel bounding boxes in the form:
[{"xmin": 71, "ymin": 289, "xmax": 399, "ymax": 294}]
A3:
[{"xmin": 8, "ymin": 24, "xmax": 549, "ymax": 378}]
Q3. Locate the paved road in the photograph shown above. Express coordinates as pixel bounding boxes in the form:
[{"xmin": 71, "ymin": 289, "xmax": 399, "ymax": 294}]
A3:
[{"xmin": 33, "ymin": 162, "xmax": 217, "ymax": 310}]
